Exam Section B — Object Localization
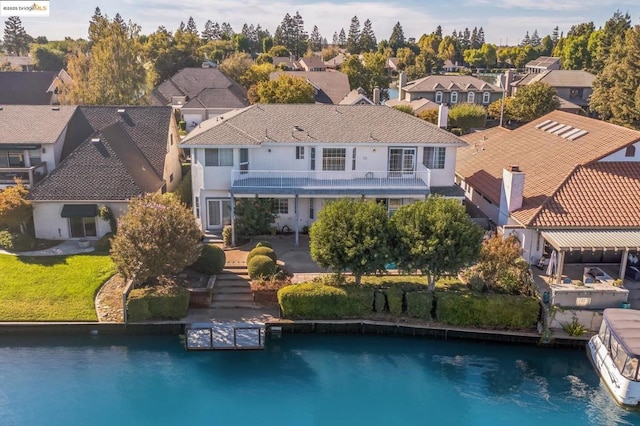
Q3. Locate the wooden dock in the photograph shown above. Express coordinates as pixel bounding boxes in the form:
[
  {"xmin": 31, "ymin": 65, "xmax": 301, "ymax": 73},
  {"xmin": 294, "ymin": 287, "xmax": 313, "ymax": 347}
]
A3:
[{"xmin": 185, "ymin": 322, "xmax": 266, "ymax": 351}]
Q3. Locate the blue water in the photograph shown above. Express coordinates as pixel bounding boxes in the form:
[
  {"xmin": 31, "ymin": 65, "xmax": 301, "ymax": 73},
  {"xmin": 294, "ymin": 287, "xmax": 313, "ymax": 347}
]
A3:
[{"xmin": 1, "ymin": 334, "xmax": 639, "ymax": 426}]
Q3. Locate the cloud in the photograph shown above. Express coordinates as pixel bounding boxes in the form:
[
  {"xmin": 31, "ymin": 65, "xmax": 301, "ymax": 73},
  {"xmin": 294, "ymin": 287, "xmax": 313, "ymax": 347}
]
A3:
[{"xmin": 470, "ymin": 0, "xmax": 635, "ymax": 11}]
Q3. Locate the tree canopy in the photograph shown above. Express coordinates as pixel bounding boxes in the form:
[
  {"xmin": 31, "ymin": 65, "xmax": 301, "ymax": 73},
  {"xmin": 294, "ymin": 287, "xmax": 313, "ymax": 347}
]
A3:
[
  {"xmin": 448, "ymin": 103, "xmax": 487, "ymax": 133},
  {"xmin": 0, "ymin": 179, "xmax": 31, "ymax": 233},
  {"xmin": 3, "ymin": 16, "xmax": 31, "ymax": 56},
  {"xmin": 341, "ymin": 52, "xmax": 390, "ymax": 101},
  {"xmin": 253, "ymin": 74, "xmax": 315, "ymax": 103},
  {"xmin": 510, "ymin": 82, "xmax": 560, "ymax": 123}
]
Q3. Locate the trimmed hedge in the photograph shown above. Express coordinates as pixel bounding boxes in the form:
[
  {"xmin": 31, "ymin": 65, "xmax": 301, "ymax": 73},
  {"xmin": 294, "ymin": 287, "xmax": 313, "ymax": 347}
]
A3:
[
  {"xmin": 407, "ymin": 291, "xmax": 433, "ymax": 320},
  {"xmin": 255, "ymin": 241, "xmax": 273, "ymax": 249},
  {"xmin": 248, "ymin": 255, "xmax": 276, "ymax": 279},
  {"xmin": 278, "ymin": 283, "xmax": 373, "ymax": 319},
  {"xmin": 436, "ymin": 293, "xmax": 539, "ymax": 328},
  {"xmin": 247, "ymin": 246, "xmax": 277, "ymax": 264},
  {"xmin": 127, "ymin": 285, "xmax": 190, "ymax": 321},
  {"xmin": 94, "ymin": 232, "xmax": 113, "ymax": 253},
  {"xmin": 190, "ymin": 244, "xmax": 226, "ymax": 275}
]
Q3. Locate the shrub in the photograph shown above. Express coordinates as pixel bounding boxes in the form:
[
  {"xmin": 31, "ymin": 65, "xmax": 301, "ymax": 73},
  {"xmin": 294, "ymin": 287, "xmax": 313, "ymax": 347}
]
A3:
[
  {"xmin": 406, "ymin": 291, "xmax": 433, "ymax": 320},
  {"xmin": 97, "ymin": 205, "xmax": 117, "ymax": 234},
  {"xmin": 278, "ymin": 283, "xmax": 372, "ymax": 319},
  {"xmin": 189, "ymin": 244, "xmax": 226, "ymax": 275},
  {"xmin": 392, "ymin": 104, "xmax": 415, "ymax": 115},
  {"xmin": 222, "ymin": 225, "xmax": 232, "ymax": 247},
  {"xmin": 247, "ymin": 246, "xmax": 277, "ymax": 264},
  {"xmin": 563, "ymin": 317, "xmax": 587, "ymax": 336},
  {"xmin": 127, "ymin": 285, "xmax": 189, "ymax": 321},
  {"xmin": 0, "ymin": 231, "xmax": 32, "ymax": 251},
  {"xmin": 386, "ymin": 287, "xmax": 404, "ymax": 316},
  {"xmin": 173, "ymin": 170, "xmax": 192, "ymax": 207},
  {"xmin": 436, "ymin": 293, "xmax": 538, "ymax": 329},
  {"xmin": 94, "ymin": 232, "xmax": 113, "ymax": 253},
  {"xmin": 255, "ymin": 241, "xmax": 273, "ymax": 249},
  {"xmin": 0, "ymin": 230, "xmax": 15, "ymax": 249},
  {"xmin": 248, "ymin": 255, "xmax": 276, "ymax": 279}
]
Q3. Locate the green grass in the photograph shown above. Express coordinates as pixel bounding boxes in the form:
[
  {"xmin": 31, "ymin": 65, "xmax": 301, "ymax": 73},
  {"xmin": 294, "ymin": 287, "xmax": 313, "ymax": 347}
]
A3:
[{"xmin": 0, "ymin": 253, "xmax": 115, "ymax": 321}]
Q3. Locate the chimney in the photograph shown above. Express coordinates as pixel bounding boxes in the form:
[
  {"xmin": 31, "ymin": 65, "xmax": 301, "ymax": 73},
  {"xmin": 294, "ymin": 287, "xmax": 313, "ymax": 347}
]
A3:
[
  {"xmin": 373, "ymin": 86, "xmax": 380, "ymax": 105},
  {"xmin": 437, "ymin": 104, "xmax": 448, "ymax": 128},
  {"xmin": 504, "ymin": 69, "xmax": 514, "ymax": 96},
  {"xmin": 498, "ymin": 165, "xmax": 525, "ymax": 226},
  {"xmin": 398, "ymin": 72, "xmax": 407, "ymax": 101}
]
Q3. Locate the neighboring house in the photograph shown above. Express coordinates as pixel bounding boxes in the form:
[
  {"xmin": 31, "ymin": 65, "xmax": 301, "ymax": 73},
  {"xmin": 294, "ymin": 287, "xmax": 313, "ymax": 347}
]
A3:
[
  {"xmin": 0, "ymin": 105, "xmax": 77, "ymax": 188},
  {"xmin": 0, "ymin": 71, "xmax": 59, "ymax": 105},
  {"xmin": 0, "ymin": 55, "xmax": 34, "ymax": 71},
  {"xmin": 324, "ymin": 53, "xmax": 345, "ymax": 70},
  {"xmin": 512, "ymin": 70, "xmax": 596, "ymax": 114},
  {"xmin": 298, "ymin": 56, "xmax": 326, "ymax": 72},
  {"xmin": 270, "ymin": 71, "xmax": 351, "ymax": 105},
  {"xmin": 149, "ymin": 66, "xmax": 249, "ymax": 132},
  {"xmin": 180, "ymin": 104, "xmax": 466, "ymax": 245},
  {"xmin": 524, "ymin": 56, "xmax": 560, "ymax": 73},
  {"xmin": 386, "ymin": 57, "xmax": 401, "ymax": 73},
  {"xmin": 456, "ymin": 110, "xmax": 640, "ymax": 282},
  {"xmin": 338, "ymin": 88, "xmax": 375, "ymax": 105},
  {"xmin": 442, "ymin": 60, "xmax": 462, "ymax": 73},
  {"xmin": 385, "ymin": 98, "xmax": 439, "ymax": 114},
  {"xmin": 30, "ymin": 106, "xmax": 182, "ymax": 240},
  {"xmin": 397, "ymin": 73, "xmax": 502, "ymax": 106},
  {"xmin": 273, "ymin": 57, "xmax": 299, "ymax": 70}
]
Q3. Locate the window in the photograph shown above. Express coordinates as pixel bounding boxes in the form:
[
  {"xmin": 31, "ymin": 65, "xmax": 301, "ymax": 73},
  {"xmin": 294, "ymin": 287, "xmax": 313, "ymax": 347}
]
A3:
[
  {"xmin": 69, "ymin": 216, "xmax": 97, "ymax": 238},
  {"xmin": 296, "ymin": 146, "xmax": 305, "ymax": 159},
  {"xmin": 170, "ymin": 134, "xmax": 173, "ymax": 146},
  {"xmin": 467, "ymin": 92, "xmax": 475, "ymax": 103},
  {"xmin": 309, "ymin": 198, "xmax": 315, "ymax": 219},
  {"xmin": 352, "ymin": 148, "xmax": 356, "ymax": 170},
  {"xmin": 450, "ymin": 91, "xmax": 458, "ymax": 104},
  {"xmin": 482, "ymin": 92, "xmax": 491, "ymax": 104},
  {"xmin": 570, "ymin": 88, "xmax": 582, "ymax": 99},
  {"xmin": 435, "ymin": 91, "xmax": 443, "ymax": 103},
  {"xmin": 423, "ymin": 147, "xmax": 446, "ymax": 169},
  {"xmin": 310, "ymin": 147, "xmax": 316, "ymax": 170},
  {"xmin": 29, "ymin": 149, "xmax": 41, "ymax": 166},
  {"xmin": 240, "ymin": 148, "xmax": 249, "ymax": 174},
  {"xmin": 322, "ymin": 148, "xmax": 346, "ymax": 171},
  {"xmin": 195, "ymin": 196, "xmax": 200, "ymax": 218},
  {"xmin": 274, "ymin": 199, "xmax": 289, "ymax": 214},
  {"xmin": 204, "ymin": 148, "xmax": 233, "ymax": 166},
  {"xmin": 170, "ymin": 173, "xmax": 174, "ymax": 183},
  {"xmin": 0, "ymin": 150, "xmax": 25, "ymax": 168},
  {"xmin": 626, "ymin": 145, "xmax": 636, "ymax": 157}
]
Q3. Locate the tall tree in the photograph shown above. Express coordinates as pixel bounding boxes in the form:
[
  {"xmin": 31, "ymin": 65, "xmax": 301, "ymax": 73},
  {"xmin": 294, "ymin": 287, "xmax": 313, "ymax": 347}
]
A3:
[
  {"xmin": 359, "ymin": 19, "xmax": 377, "ymax": 53},
  {"xmin": 220, "ymin": 22, "xmax": 234, "ymax": 40},
  {"xmin": 530, "ymin": 30, "xmax": 541, "ymax": 47},
  {"xmin": 3, "ymin": 16, "xmax": 30, "ymax": 56},
  {"xmin": 310, "ymin": 199, "xmax": 390, "ymax": 285},
  {"xmin": 591, "ymin": 10, "xmax": 631, "ymax": 74},
  {"xmin": 254, "ymin": 74, "xmax": 315, "ymax": 103},
  {"xmin": 338, "ymin": 28, "xmax": 346, "ymax": 48},
  {"xmin": 346, "ymin": 16, "xmax": 361, "ymax": 54},
  {"xmin": 88, "ymin": 7, "xmax": 108, "ymax": 45},
  {"xmin": 309, "ymin": 25, "xmax": 322, "ymax": 52},
  {"xmin": 185, "ymin": 16, "xmax": 198, "ymax": 36},
  {"xmin": 590, "ymin": 25, "xmax": 640, "ymax": 129},
  {"xmin": 291, "ymin": 11, "xmax": 308, "ymax": 58},
  {"xmin": 510, "ymin": 81, "xmax": 560, "ymax": 122},
  {"xmin": 390, "ymin": 198, "xmax": 483, "ymax": 291},
  {"xmin": 389, "ymin": 21, "xmax": 405, "ymax": 53},
  {"xmin": 551, "ymin": 26, "xmax": 560, "ymax": 46},
  {"xmin": 341, "ymin": 52, "xmax": 390, "ymax": 100},
  {"xmin": 201, "ymin": 20, "xmax": 217, "ymax": 42}
]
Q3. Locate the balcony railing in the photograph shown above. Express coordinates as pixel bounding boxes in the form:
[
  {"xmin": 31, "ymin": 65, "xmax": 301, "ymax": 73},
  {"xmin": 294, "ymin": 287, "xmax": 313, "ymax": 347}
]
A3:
[
  {"xmin": 0, "ymin": 162, "xmax": 48, "ymax": 187},
  {"xmin": 231, "ymin": 170, "xmax": 430, "ymax": 192}
]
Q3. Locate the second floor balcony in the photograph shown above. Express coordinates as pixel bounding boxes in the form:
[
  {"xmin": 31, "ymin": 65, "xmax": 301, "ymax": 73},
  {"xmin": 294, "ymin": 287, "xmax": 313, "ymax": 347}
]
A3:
[
  {"xmin": 231, "ymin": 169, "xmax": 431, "ymax": 195},
  {"xmin": 0, "ymin": 162, "xmax": 48, "ymax": 188}
]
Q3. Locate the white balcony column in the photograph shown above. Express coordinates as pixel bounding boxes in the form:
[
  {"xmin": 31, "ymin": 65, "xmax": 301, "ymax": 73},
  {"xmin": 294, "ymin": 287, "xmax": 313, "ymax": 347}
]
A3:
[
  {"xmin": 294, "ymin": 194, "xmax": 299, "ymax": 247},
  {"xmin": 555, "ymin": 250, "xmax": 566, "ymax": 285},
  {"xmin": 230, "ymin": 194, "xmax": 236, "ymax": 246},
  {"xmin": 620, "ymin": 249, "xmax": 629, "ymax": 280}
]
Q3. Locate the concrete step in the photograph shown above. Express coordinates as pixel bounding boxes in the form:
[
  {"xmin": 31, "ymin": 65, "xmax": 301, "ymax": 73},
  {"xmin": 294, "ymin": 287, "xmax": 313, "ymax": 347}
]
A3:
[
  {"xmin": 214, "ymin": 279, "xmax": 250, "ymax": 287},
  {"xmin": 214, "ymin": 286, "xmax": 252, "ymax": 295},
  {"xmin": 210, "ymin": 301, "xmax": 257, "ymax": 309},
  {"xmin": 218, "ymin": 272, "xmax": 249, "ymax": 279},
  {"xmin": 214, "ymin": 292, "xmax": 254, "ymax": 302}
]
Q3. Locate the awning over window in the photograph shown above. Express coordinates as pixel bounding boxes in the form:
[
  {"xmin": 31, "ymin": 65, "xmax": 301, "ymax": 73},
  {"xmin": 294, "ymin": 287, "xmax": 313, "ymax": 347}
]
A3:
[
  {"xmin": 541, "ymin": 229, "xmax": 640, "ymax": 251},
  {"xmin": 60, "ymin": 204, "xmax": 98, "ymax": 218}
]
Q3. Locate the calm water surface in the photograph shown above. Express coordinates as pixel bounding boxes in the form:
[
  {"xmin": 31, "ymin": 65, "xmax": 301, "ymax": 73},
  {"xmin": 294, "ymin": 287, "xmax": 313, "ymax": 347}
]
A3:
[{"xmin": 1, "ymin": 333, "xmax": 639, "ymax": 426}]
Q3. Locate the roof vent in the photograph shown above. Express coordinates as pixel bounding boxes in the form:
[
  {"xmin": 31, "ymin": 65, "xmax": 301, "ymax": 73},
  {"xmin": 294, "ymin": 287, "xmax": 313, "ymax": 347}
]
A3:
[
  {"xmin": 117, "ymin": 108, "xmax": 126, "ymax": 114},
  {"xmin": 91, "ymin": 138, "xmax": 100, "ymax": 143},
  {"xmin": 293, "ymin": 125, "xmax": 303, "ymax": 131},
  {"xmin": 51, "ymin": 106, "xmax": 60, "ymax": 111},
  {"xmin": 509, "ymin": 165, "xmax": 521, "ymax": 172},
  {"xmin": 0, "ymin": 106, "xmax": 3, "ymax": 111}
]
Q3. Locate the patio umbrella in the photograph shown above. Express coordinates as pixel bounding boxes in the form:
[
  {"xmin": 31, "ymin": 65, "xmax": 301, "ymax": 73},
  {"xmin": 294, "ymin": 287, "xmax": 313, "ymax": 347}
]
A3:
[{"xmin": 546, "ymin": 250, "xmax": 557, "ymax": 277}]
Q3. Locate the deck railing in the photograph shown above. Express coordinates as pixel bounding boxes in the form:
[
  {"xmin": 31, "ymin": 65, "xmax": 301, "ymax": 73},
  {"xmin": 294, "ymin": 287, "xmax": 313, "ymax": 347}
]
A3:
[
  {"xmin": 0, "ymin": 162, "xmax": 48, "ymax": 187},
  {"xmin": 231, "ymin": 170, "xmax": 430, "ymax": 190}
]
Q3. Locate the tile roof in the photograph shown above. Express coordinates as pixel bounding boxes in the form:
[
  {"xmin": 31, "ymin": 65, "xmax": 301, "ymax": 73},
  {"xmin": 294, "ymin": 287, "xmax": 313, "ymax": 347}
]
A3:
[
  {"xmin": 150, "ymin": 67, "xmax": 248, "ymax": 109},
  {"xmin": 271, "ymin": 71, "xmax": 351, "ymax": 104},
  {"xmin": 457, "ymin": 111, "xmax": 640, "ymax": 226},
  {"xmin": 532, "ymin": 162, "xmax": 640, "ymax": 228},
  {"xmin": 525, "ymin": 56, "xmax": 560, "ymax": 69},
  {"xmin": 385, "ymin": 98, "xmax": 439, "ymax": 113},
  {"xmin": 403, "ymin": 75, "xmax": 501, "ymax": 93},
  {"xmin": 30, "ymin": 106, "xmax": 172, "ymax": 201},
  {"xmin": 0, "ymin": 71, "xmax": 57, "ymax": 105},
  {"xmin": 0, "ymin": 105, "xmax": 77, "ymax": 144},
  {"xmin": 299, "ymin": 56, "xmax": 326, "ymax": 70},
  {"xmin": 513, "ymin": 70, "xmax": 596, "ymax": 88},
  {"xmin": 181, "ymin": 104, "xmax": 466, "ymax": 147}
]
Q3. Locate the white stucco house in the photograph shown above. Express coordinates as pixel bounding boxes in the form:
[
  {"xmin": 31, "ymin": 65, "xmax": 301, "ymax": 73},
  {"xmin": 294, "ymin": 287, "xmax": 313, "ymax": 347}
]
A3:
[
  {"xmin": 29, "ymin": 106, "xmax": 182, "ymax": 240},
  {"xmin": 180, "ymin": 104, "xmax": 467, "ymax": 245}
]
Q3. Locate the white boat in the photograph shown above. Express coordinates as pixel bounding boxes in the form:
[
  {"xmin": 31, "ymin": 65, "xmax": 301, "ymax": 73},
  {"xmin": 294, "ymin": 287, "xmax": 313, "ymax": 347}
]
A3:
[{"xmin": 588, "ymin": 308, "xmax": 640, "ymax": 407}]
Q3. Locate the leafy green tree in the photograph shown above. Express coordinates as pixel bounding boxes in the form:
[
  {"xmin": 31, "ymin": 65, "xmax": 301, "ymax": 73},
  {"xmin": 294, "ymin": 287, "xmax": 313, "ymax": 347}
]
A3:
[
  {"xmin": 341, "ymin": 52, "xmax": 390, "ymax": 101},
  {"xmin": 463, "ymin": 48, "xmax": 484, "ymax": 68},
  {"xmin": 449, "ymin": 103, "xmax": 487, "ymax": 133},
  {"xmin": 268, "ymin": 45, "xmax": 290, "ymax": 57},
  {"xmin": 30, "ymin": 45, "xmax": 64, "ymax": 71},
  {"xmin": 418, "ymin": 109, "xmax": 438, "ymax": 124},
  {"xmin": 338, "ymin": 28, "xmax": 346, "ymax": 48},
  {"xmin": 254, "ymin": 74, "xmax": 314, "ymax": 103},
  {"xmin": 310, "ymin": 199, "xmax": 390, "ymax": 285},
  {"xmin": 389, "ymin": 22, "xmax": 406, "ymax": 53},
  {"xmin": 346, "ymin": 16, "xmax": 361, "ymax": 54},
  {"xmin": 3, "ymin": 16, "xmax": 30, "ymax": 56},
  {"xmin": 392, "ymin": 105, "xmax": 414, "ymax": 115},
  {"xmin": 241, "ymin": 63, "xmax": 276, "ymax": 88},
  {"xmin": 590, "ymin": 25, "xmax": 640, "ymax": 129},
  {"xmin": 487, "ymin": 97, "xmax": 515, "ymax": 123},
  {"xmin": 110, "ymin": 193, "xmax": 202, "ymax": 285},
  {"xmin": 234, "ymin": 198, "xmax": 277, "ymax": 236},
  {"xmin": 390, "ymin": 198, "xmax": 483, "ymax": 291},
  {"xmin": 359, "ymin": 19, "xmax": 377, "ymax": 53},
  {"xmin": 591, "ymin": 10, "xmax": 631, "ymax": 74},
  {"xmin": 0, "ymin": 179, "xmax": 31, "ymax": 233},
  {"xmin": 396, "ymin": 47, "xmax": 415, "ymax": 69},
  {"xmin": 474, "ymin": 234, "xmax": 525, "ymax": 292},
  {"xmin": 510, "ymin": 81, "xmax": 560, "ymax": 122},
  {"xmin": 219, "ymin": 52, "xmax": 253, "ymax": 86}
]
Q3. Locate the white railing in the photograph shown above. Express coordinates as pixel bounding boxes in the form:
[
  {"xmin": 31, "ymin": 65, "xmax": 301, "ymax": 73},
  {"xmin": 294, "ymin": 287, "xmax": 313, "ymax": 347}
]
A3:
[
  {"xmin": 0, "ymin": 162, "xmax": 48, "ymax": 187},
  {"xmin": 231, "ymin": 170, "xmax": 430, "ymax": 190}
]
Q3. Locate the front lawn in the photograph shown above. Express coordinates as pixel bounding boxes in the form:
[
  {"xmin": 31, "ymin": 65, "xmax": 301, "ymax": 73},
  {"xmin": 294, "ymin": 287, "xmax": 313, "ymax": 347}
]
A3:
[{"xmin": 0, "ymin": 253, "xmax": 115, "ymax": 321}]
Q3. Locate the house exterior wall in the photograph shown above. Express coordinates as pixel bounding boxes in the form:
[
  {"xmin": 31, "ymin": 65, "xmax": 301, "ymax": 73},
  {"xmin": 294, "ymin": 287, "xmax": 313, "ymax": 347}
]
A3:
[
  {"xmin": 501, "ymin": 226, "xmax": 543, "ymax": 264},
  {"xmin": 457, "ymin": 177, "xmax": 500, "ymax": 225},
  {"xmin": 184, "ymin": 108, "xmax": 241, "ymax": 132},
  {"xmin": 51, "ymin": 125, "xmax": 69, "ymax": 169},
  {"xmin": 599, "ymin": 141, "xmax": 640, "ymax": 162},
  {"xmin": 164, "ymin": 116, "xmax": 183, "ymax": 192},
  {"xmin": 404, "ymin": 90, "xmax": 500, "ymax": 106},
  {"xmin": 33, "ymin": 201, "xmax": 129, "ymax": 240}
]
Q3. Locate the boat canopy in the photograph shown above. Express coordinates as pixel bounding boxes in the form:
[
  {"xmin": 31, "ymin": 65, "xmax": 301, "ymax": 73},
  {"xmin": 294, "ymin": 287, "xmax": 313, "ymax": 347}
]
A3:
[{"xmin": 604, "ymin": 309, "xmax": 640, "ymax": 357}]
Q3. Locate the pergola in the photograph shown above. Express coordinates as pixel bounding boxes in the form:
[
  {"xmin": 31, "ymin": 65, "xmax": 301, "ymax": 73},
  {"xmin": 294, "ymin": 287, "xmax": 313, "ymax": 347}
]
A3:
[{"xmin": 541, "ymin": 229, "xmax": 640, "ymax": 285}]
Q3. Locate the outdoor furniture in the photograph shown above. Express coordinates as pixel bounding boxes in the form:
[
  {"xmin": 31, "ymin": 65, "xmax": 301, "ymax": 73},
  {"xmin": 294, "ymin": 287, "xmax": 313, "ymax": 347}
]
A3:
[
  {"xmin": 583, "ymin": 266, "xmax": 614, "ymax": 285},
  {"xmin": 626, "ymin": 266, "xmax": 640, "ymax": 281}
]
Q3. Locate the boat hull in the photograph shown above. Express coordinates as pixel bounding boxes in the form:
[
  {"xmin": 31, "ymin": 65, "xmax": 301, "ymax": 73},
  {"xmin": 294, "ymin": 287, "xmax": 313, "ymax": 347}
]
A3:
[{"xmin": 588, "ymin": 335, "xmax": 640, "ymax": 408}]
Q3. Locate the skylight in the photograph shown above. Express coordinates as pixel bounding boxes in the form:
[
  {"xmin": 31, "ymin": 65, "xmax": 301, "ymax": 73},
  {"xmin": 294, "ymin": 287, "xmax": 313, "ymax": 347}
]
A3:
[{"xmin": 536, "ymin": 120, "xmax": 588, "ymax": 141}]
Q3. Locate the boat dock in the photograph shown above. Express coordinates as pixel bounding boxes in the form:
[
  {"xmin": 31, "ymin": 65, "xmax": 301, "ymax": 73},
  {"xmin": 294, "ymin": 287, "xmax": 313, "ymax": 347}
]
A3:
[{"xmin": 185, "ymin": 322, "xmax": 267, "ymax": 350}]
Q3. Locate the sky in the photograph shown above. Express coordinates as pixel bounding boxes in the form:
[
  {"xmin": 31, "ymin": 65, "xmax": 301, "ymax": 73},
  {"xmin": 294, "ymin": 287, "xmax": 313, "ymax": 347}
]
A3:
[{"xmin": 17, "ymin": 0, "xmax": 640, "ymax": 46}]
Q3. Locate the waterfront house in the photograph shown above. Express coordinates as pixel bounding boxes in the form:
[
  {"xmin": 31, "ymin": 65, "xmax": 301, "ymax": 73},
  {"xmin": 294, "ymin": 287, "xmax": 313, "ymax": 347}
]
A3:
[
  {"xmin": 457, "ymin": 110, "xmax": 640, "ymax": 284},
  {"xmin": 397, "ymin": 73, "xmax": 502, "ymax": 106},
  {"xmin": 149, "ymin": 66, "xmax": 249, "ymax": 132},
  {"xmin": 30, "ymin": 106, "xmax": 182, "ymax": 240},
  {"xmin": 511, "ymin": 70, "xmax": 596, "ymax": 114},
  {"xmin": 180, "ymin": 104, "xmax": 466, "ymax": 245}
]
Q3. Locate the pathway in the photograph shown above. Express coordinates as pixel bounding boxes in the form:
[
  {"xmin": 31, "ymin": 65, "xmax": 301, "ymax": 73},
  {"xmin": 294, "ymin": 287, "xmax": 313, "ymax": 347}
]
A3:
[{"xmin": 0, "ymin": 240, "xmax": 95, "ymax": 256}]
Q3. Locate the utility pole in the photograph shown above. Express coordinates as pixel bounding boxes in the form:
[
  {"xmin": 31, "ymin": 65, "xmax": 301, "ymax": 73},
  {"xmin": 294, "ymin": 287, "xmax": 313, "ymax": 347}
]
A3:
[{"xmin": 499, "ymin": 72, "xmax": 506, "ymax": 127}]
